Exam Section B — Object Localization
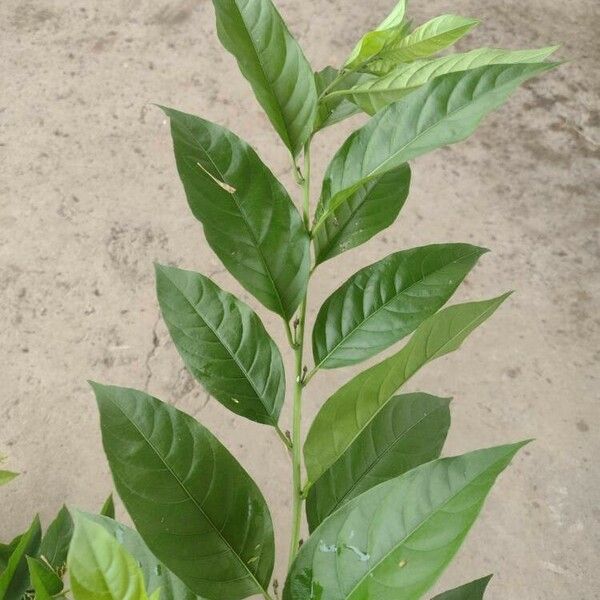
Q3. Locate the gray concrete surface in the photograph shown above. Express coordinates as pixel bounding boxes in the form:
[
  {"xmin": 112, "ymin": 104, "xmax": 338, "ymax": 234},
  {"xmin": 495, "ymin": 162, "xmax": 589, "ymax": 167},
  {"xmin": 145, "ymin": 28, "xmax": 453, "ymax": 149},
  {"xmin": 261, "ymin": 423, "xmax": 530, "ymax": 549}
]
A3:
[{"xmin": 1, "ymin": 0, "xmax": 599, "ymax": 597}]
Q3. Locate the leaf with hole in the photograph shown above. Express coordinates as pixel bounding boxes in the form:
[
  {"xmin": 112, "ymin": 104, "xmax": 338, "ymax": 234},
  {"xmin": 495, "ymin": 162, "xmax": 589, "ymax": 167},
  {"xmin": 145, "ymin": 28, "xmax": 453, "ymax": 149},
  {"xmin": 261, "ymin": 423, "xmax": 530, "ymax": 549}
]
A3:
[
  {"xmin": 315, "ymin": 62, "xmax": 557, "ymax": 232},
  {"xmin": 305, "ymin": 294, "xmax": 510, "ymax": 483},
  {"xmin": 312, "ymin": 243, "xmax": 487, "ymax": 368},
  {"xmin": 156, "ymin": 263, "xmax": 285, "ymax": 425},
  {"xmin": 328, "ymin": 46, "xmax": 559, "ymax": 115},
  {"xmin": 211, "ymin": 0, "xmax": 317, "ymax": 156},
  {"xmin": 285, "ymin": 443, "xmax": 526, "ymax": 600},
  {"xmin": 431, "ymin": 575, "xmax": 493, "ymax": 600},
  {"xmin": 313, "ymin": 163, "xmax": 411, "ymax": 265},
  {"xmin": 92, "ymin": 383, "xmax": 275, "ymax": 600},
  {"xmin": 163, "ymin": 106, "xmax": 310, "ymax": 319},
  {"xmin": 306, "ymin": 392, "xmax": 450, "ymax": 531}
]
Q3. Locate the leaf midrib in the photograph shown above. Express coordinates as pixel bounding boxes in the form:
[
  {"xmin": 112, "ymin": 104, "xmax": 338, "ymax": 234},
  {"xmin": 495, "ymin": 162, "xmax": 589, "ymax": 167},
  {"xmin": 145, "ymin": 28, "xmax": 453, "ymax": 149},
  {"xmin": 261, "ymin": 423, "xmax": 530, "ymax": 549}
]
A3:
[
  {"xmin": 107, "ymin": 398, "xmax": 267, "ymax": 596},
  {"xmin": 341, "ymin": 450, "xmax": 515, "ymax": 600},
  {"xmin": 315, "ymin": 247, "xmax": 482, "ymax": 369}
]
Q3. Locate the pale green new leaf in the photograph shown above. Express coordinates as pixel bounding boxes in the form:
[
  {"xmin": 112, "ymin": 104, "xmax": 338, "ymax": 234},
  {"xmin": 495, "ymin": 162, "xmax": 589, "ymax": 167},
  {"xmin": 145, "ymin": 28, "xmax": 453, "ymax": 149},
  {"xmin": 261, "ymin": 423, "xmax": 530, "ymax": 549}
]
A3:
[
  {"xmin": 329, "ymin": 46, "xmax": 559, "ymax": 114},
  {"xmin": 0, "ymin": 515, "xmax": 41, "ymax": 599},
  {"xmin": 345, "ymin": 0, "xmax": 408, "ymax": 69},
  {"xmin": 315, "ymin": 62, "xmax": 557, "ymax": 231},
  {"xmin": 284, "ymin": 443, "xmax": 526, "ymax": 600},
  {"xmin": 313, "ymin": 163, "xmax": 410, "ymax": 265},
  {"xmin": 211, "ymin": 0, "xmax": 317, "ymax": 156},
  {"xmin": 312, "ymin": 244, "xmax": 487, "ymax": 368},
  {"xmin": 304, "ymin": 294, "xmax": 509, "ymax": 483},
  {"xmin": 68, "ymin": 513, "xmax": 154, "ymax": 600},
  {"xmin": 306, "ymin": 392, "xmax": 450, "ymax": 531},
  {"xmin": 156, "ymin": 264, "xmax": 285, "ymax": 425},
  {"xmin": 0, "ymin": 470, "xmax": 17, "ymax": 487},
  {"xmin": 26, "ymin": 556, "xmax": 64, "ymax": 599},
  {"xmin": 432, "ymin": 575, "xmax": 493, "ymax": 600},
  {"xmin": 85, "ymin": 513, "xmax": 201, "ymax": 600},
  {"xmin": 163, "ymin": 107, "xmax": 310, "ymax": 319},
  {"xmin": 39, "ymin": 504, "xmax": 74, "ymax": 570},
  {"xmin": 92, "ymin": 383, "xmax": 275, "ymax": 600},
  {"xmin": 367, "ymin": 14, "xmax": 479, "ymax": 74}
]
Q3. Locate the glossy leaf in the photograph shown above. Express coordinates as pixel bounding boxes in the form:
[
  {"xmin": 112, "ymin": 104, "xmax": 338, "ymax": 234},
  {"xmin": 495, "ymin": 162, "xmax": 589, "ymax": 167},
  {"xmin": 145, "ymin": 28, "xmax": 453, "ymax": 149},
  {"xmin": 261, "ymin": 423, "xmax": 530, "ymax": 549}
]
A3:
[
  {"xmin": 312, "ymin": 244, "xmax": 487, "ymax": 368},
  {"xmin": 156, "ymin": 264, "xmax": 285, "ymax": 425},
  {"xmin": 306, "ymin": 392, "xmax": 450, "ymax": 531},
  {"xmin": 284, "ymin": 443, "xmax": 526, "ymax": 600},
  {"xmin": 163, "ymin": 106, "xmax": 310, "ymax": 319},
  {"xmin": 211, "ymin": 0, "xmax": 317, "ymax": 156},
  {"xmin": 329, "ymin": 46, "xmax": 559, "ymax": 115},
  {"xmin": 0, "ymin": 515, "xmax": 41, "ymax": 599},
  {"xmin": 315, "ymin": 62, "xmax": 557, "ymax": 232},
  {"xmin": 432, "ymin": 575, "xmax": 493, "ymax": 600},
  {"xmin": 344, "ymin": 0, "xmax": 409, "ymax": 69},
  {"xmin": 313, "ymin": 163, "xmax": 410, "ymax": 265},
  {"xmin": 304, "ymin": 294, "xmax": 510, "ymax": 482},
  {"xmin": 367, "ymin": 14, "xmax": 479, "ymax": 74},
  {"xmin": 314, "ymin": 67, "xmax": 370, "ymax": 131},
  {"xmin": 39, "ymin": 504, "xmax": 74, "ymax": 570},
  {"xmin": 26, "ymin": 556, "xmax": 63, "ymax": 599},
  {"xmin": 85, "ymin": 513, "xmax": 201, "ymax": 600},
  {"xmin": 92, "ymin": 383, "xmax": 275, "ymax": 600},
  {"xmin": 100, "ymin": 493, "xmax": 115, "ymax": 518},
  {"xmin": 68, "ymin": 513, "xmax": 154, "ymax": 600}
]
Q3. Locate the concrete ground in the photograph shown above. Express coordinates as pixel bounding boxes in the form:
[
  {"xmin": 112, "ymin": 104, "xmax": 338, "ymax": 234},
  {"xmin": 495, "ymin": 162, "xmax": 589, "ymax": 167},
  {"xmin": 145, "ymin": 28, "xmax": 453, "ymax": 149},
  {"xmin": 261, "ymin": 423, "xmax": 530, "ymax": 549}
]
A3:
[{"xmin": 1, "ymin": 0, "xmax": 598, "ymax": 597}]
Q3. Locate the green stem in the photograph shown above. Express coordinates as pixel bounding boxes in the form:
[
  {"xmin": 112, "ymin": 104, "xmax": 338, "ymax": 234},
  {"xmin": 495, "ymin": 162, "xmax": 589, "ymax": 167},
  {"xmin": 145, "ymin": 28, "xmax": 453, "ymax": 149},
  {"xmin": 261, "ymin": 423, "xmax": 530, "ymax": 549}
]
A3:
[{"xmin": 287, "ymin": 141, "xmax": 312, "ymax": 568}]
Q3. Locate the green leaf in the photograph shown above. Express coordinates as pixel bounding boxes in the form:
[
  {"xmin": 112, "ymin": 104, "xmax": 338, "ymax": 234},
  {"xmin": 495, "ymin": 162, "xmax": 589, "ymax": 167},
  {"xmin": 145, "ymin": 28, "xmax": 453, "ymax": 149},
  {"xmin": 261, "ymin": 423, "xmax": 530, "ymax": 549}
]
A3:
[
  {"xmin": 0, "ymin": 515, "xmax": 41, "ymax": 599},
  {"xmin": 0, "ymin": 535, "xmax": 22, "ymax": 573},
  {"xmin": 344, "ymin": 0, "xmax": 409, "ymax": 69},
  {"xmin": 312, "ymin": 244, "xmax": 487, "ymax": 368},
  {"xmin": 26, "ymin": 556, "xmax": 63, "ymax": 599},
  {"xmin": 304, "ymin": 294, "xmax": 510, "ymax": 483},
  {"xmin": 155, "ymin": 263, "xmax": 285, "ymax": 425},
  {"xmin": 284, "ymin": 443, "xmax": 527, "ymax": 600},
  {"xmin": 306, "ymin": 392, "xmax": 450, "ymax": 531},
  {"xmin": 329, "ymin": 46, "xmax": 559, "ymax": 115},
  {"xmin": 100, "ymin": 494, "xmax": 115, "ymax": 519},
  {"xmin": 314, "ymin": 67, "xmax": 369, "ymax": 131},
  {"xmin": 315, "ymin": 62, "xmax": 557, "ymax": 232},
  {"xmin": 92, "ymin": 383, "xmax": 275, "ymax": 600},
  {"xmin": 39, "ymin": 505, "xmax": 74, "ymax": 570},
  {"xmin": 84, "ymin": 513, "xmax": 201, "ymax": 600},
  {"xmin": 0, "ymin": 470, "xmax": 17, "ymax": 487},
  {"xmin": 367, "ymin": 14, "xmax": 480, "ymax": 74},
  {"xmin": 313, "ymin": 163, "xmax": 410, "ymax": 265},
  {"xmin": 431, "ymin": 575, "xmax": 493, "ymax": 600},
  {"xmin": 211, "ymin": 0, "xmax": 317, "ymax": 156},
  {"xmin": 68, "ymin": 513, "xmax": 154, "ymax": 600},
  {"xmin": 162, "ymin": 106, "xmax": 310, "ymax": 319}
]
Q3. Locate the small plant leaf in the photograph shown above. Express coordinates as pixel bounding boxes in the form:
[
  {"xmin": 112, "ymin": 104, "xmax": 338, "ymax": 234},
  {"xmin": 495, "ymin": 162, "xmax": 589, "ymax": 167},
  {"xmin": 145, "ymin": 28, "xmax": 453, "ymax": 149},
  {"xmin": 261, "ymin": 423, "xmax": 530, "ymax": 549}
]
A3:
[
  {"xmin": 26, "ymin": 556, "xmax": 63, "ymax": 598},
  {"xmin": 0, "ymin": 470, "xmax": 17, "ymax": 487},
  {"xmin": 312, "ymin": 243, "xmax": 487, "ymax": 368},
  {"xmin": 39, "ymin": 504, "xmax": 74, "ymax": 570},
  {"xmin": 304, "ymin": 294, "xmax": 510, "ymax": 483},
  {"xmin": 100, "ymin": 493, "xmax": 115, "ymax": 518},
  {"xmin": 431, "ymin": 575, "xmax": 493, "ymax": 599},
  {"xmin": 156, "ymin": 263, "xmax": 285, "ymax": 425},
  {"xmin": 284, "ymin": 443, "xmax": 526, "ymax": 600},
  {"xmin": 211, "ymin": 0, "xmax": 317, "ymax": 156},
  {"xmin": 315, "ymin": 62, "xmax": 558, "ymax": 232},
  {"xmin": 367, "ymin": 14, "xmax": 480, "ymax": 74},
  {"xmin": 68, "ymin": 513, "xmax": 154, "ymax": 600},
  {"xmin": 0, "ymin": 515, "xmax": 41, "ymax": 599},
  {"xmin": 163, "ymin": 106, "xmax": 310, "ymax": 319},
  {"xmin": 306, "ymin": 392, "xmax": 450, "ymax": 531},
  {"xmin": 329, "ymin": 46, "xmax": 559, "ymax": 115},
  {"xmin": 84, "ymin": 513, "xmax": 201, "ymax": 600},
  {"xmin": 92, "ymin": 383, "xmax": 275, "ymax": 600},
  {"xmin": 313, "ymin": 163, "xmax": 410, "ymax": 265},
  {"xmin": 344, "ymin": 0, "xmax": 409, "ymax": 69}
]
